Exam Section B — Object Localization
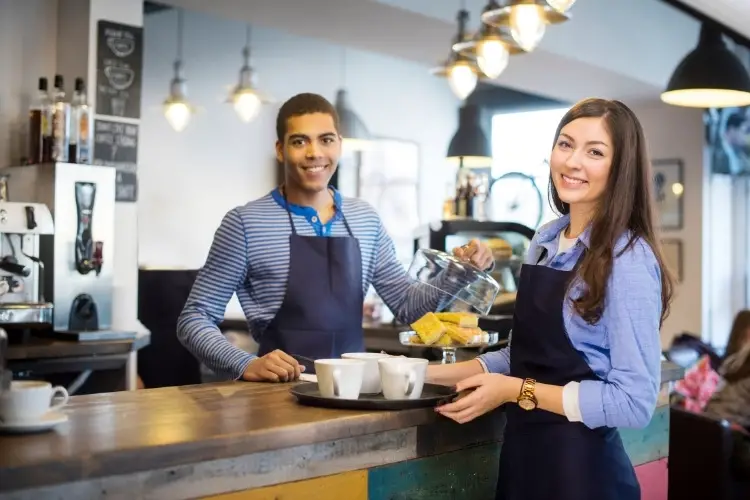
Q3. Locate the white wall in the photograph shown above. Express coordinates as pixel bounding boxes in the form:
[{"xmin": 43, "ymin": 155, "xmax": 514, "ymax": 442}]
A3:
[
  {"xmin": 0, "ymin": 0, "xmax": 58, "ymax": 166},
  {"xmin": 138, "ymin": 9, "xmax": 459, "ymax": 275},
  {"xmin": 630, "ymin": 101, "xmax": 706, "ymax": 348}
]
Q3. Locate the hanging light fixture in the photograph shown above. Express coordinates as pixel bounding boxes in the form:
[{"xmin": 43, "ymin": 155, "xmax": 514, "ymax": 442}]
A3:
[
  {"xmin": 431, "ymin": 8, "xmax": 479, "ymax": 100},
  {"xmin": 228, "ymin": 24, "xmax": 269, "ymax": 123},
  {"xmin": 453, "ymin": 1, "xmax": 524, "ymax": 80},
  {"xmin": 661, "ymin": 23, "xmax": 750, "ymax": 108},
  {"xmin": 447, "ymin": 104, "xmax": 492, "ymax": 168},
  {"xmin": 336, "ymin": 48, "xmax": 371, "ymax": 151},
  {"xmin": 545, "ymin": 0, "xmax": 575, "ymax": 13},
  {"xmin": 481, "ymin": 0, "xmax": 570, "ymax": 53},
  {"xmin": 163, "ymin": 9, "xmax": 194, "ymax": 132}
]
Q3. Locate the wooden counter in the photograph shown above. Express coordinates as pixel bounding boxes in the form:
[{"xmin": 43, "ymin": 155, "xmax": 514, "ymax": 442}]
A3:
[{"xmin": 0, "ymin": 362, "xmax": 683, "ymax": 500}]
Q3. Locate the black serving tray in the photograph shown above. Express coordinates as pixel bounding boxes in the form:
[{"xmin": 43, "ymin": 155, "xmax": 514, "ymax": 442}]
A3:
[{"xmin": 289, "ymin": 382, "xmax": 457, "ymax": 411}]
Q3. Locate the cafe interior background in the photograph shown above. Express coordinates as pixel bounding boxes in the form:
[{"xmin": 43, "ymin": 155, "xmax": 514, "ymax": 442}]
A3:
[{"xmin": 0, "ymin": 0, "xmax": 749, "ymax": 386}]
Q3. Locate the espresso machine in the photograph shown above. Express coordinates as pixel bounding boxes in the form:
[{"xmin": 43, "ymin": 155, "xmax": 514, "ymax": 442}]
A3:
[
  {"xmin": 1, "ymin": 163, "xmax": 115, "ymax": 334},
  {"xmin": 0, "ymin": 201, "xmax": 55, "ymax": 330}
]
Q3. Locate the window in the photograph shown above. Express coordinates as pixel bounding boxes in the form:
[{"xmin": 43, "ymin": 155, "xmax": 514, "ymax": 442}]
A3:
[{"xmin": 491, "ymin": 107, "xmax": 569, "ymax": 227}]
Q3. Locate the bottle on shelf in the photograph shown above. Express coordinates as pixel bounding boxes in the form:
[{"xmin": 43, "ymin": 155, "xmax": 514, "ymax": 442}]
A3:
[
  {"xmin": 51, "ymin": 74, "xmax": 71, "ymax": 163},
  {"xmin": 454, "ymin": 172, "xmax": 468, "ymax": 218},
  {"xmin": 465, "ymin": 172, "xmax": 476, "ymax": 219},
  {"xmin": 69, "ymin": 77, "xmax": 91, "ymax": 164},
  {"xmin": 28, "ymin": 77, "xmax": 53, "ymax": 164}
]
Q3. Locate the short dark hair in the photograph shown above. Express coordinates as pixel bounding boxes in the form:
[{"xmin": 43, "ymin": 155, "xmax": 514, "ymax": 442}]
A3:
[
  {"xmin": 276, "ymin": 93, "xmax": 340, "ymax": 142},
  {"xmin": 726, "ymin": 113, "xmax": 745, "ymax": 130}
]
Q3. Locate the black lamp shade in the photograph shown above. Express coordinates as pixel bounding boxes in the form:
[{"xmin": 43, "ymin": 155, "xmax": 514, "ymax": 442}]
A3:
[
  {"xmin": 662, "ymin": 24, "xmax": 750, "ymax": 108},
  {"xmin": 447, "ymin": 104, "xmax": 491, "ymax": 168},
  {"xmin": 335, "ymin": 89, "xmax": 371, "ymax": 149}
]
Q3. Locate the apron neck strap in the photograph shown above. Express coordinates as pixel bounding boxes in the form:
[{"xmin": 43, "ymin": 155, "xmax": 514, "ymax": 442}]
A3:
[
  {"xmin": 281, "ymin": 186, "xmax": 355, "ymax": 238},
  {"xmin": 281, "ymin": 187, "xmax": 298, "ymax": 235}
]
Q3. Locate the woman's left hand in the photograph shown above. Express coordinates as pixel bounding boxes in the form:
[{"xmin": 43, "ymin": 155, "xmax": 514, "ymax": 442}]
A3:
[{"xmin": 436, "ymin": 373, "xmax": 520, "ymax": 424}]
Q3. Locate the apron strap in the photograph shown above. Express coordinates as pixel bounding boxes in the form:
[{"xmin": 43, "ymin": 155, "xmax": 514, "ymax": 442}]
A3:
[
  {"xmin": 281, "ymin": 188, "xmax": 297, "ymax": 235},
  {"xmin": 339, "ymin": 210, "xmax": 355, "ymax": 238}
]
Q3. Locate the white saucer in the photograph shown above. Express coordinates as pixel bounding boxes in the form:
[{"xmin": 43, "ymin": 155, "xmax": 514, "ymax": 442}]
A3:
[{"xmin": 0, "ymin": 411, "xmax": 69, "ymax": 434}]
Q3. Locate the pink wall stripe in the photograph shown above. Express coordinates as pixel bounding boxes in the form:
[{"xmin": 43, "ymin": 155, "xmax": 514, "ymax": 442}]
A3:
[{"xmin": 635, "ymin": 458, "xmax": 668, "ymax": 500}]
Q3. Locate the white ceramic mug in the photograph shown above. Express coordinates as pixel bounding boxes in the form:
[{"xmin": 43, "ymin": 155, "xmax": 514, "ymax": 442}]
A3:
[
  {"xmin": 341, "ymin": 352, "xmax": 391, "ymax": 394},
  {"xmin": 378, "ymin": 357, "xmax": 428, "ymax": 400},
  {"xmin": 0, "ymin": 381, "xmax": 69, "ymax": 423},
  {"xmin": 314, "ymin": 359, "xmax": 365, "ymax": 400}
]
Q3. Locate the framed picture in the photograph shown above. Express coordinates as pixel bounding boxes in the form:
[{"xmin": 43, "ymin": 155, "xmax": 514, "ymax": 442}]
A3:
[
  {"xmin": 652, "ymin": 159, "xmax": 684, "ymax": 230},
  {"xmin": 661, "ymin": 238, "xmax": 683, "ymax": 282}
]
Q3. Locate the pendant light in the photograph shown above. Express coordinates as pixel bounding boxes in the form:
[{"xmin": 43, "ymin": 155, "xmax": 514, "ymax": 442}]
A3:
[
  {"xmin": 447, "ymin": 104, "xmax": 492, "ymax": 168},
  {"xmin": 546, "ymin": 0, "xmax": 575, "ymax": 13},
  {"xmin": 481, "ymin": 0, "xmax": 570, "ymax": 53},
  {"xmin": 453, "ymin": 1, "xmax": 524, "ymax": 80},
  {"xmin": 228, "ymin": 24, "xmax": 269, "ymax": 123},
  {"xmin": 336, "ymin": 49, "xmax": 371, "ymax": 150},
  {"xmin": 431, "ymin": 7, "xmax": 480, "ymax": 100},
  {"xmin": 661, "ymin": 23, "xmax": 750, "ymax": 108},
  {"xmin": 163, "ymin": 8, "xmax": 193, "ymax": 132}
]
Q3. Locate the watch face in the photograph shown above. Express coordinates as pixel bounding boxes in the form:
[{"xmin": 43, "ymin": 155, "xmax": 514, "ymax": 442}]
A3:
[{"xmin": 518, "ymin": 398, "xmax": 536, "ymax": 411}]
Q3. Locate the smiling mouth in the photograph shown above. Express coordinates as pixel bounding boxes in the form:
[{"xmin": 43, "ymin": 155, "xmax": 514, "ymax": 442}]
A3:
[
  {"xmin": 302, "ymin": 165, "xmax": 328, "ymax": 173},
  {"xmin": 562, "ymin": 174, "xmax": 587, "ymax": 185}
]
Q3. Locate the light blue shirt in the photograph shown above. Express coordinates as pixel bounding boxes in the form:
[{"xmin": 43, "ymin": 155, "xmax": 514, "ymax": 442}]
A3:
[{"xmin": 478, "ymin": 214, "xmax": 663, "ymax": 430}]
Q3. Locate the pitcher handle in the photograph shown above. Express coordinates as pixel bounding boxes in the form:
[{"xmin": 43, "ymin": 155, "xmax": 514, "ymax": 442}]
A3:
[
  {"xmin": 404, "ymin": 370, "xmax": 416, "ymax": 397},
  {"xmin": 49, "ymin": 386, "xmax": 69, "ymax": 412}
]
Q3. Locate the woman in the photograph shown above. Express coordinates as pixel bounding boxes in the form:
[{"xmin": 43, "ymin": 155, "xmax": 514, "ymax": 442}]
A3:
[{"xmin": 427, "ymin": 98, "xmax": 674, "ymax": 500}]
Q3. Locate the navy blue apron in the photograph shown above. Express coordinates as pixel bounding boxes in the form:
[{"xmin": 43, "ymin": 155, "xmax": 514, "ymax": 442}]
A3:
[
  {"xmin": 256, "ymin": 192, "xmax": 364, "ymax": 374},
  {"xmin": 496, "ymin": 248, "xmax": 641, "ymax": 500}
]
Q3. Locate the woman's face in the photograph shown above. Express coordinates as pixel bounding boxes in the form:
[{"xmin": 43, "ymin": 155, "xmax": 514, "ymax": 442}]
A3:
[{"xmin": 550, "ymin": 117, "xmax": 613, "ymax": 212}]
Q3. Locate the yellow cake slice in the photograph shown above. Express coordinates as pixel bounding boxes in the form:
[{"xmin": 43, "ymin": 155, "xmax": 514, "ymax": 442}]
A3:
[
  {"xmin": 434, "ymin": 333, "xmax": 454, "ymax": 346},
  {"xmin": 410, "ymin": 312, "xmax": 446, "ymax": 345},
  {"xmin": 435, "ymin": 312, "xmax": 479, "ymax": 328},
  {"xmin": 444, "ymin": 323, "xmax": 483, "ymax": 344}
]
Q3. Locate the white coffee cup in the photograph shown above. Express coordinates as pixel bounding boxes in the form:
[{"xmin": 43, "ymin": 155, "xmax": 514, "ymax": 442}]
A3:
[
  {"xmin": 314, "ymin": 359, "xmax": 366, "ymax": 400},
  {"xmin": 0, "ymin": 381, "xmax": 69, "ymax": 423},
  {"xmin": 341, "ymin": 352, "xmax": 391, "ymax": 394},
  {"xmin": 378, "ymin": 357, "xmax": 428, "ymax": 400}
]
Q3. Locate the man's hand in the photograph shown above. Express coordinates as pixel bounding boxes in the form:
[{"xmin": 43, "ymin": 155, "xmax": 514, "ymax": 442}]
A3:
[
  {"xmin": 453, "ymin": 238, "xmax": 494, "ymax": 271},
  {"xmin": 242, "ymin": 349, "xmax": 303, "ymax": 382}
]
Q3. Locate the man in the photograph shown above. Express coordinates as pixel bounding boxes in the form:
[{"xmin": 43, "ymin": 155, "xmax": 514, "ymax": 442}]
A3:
[{"xmin": 177, "ymin": 93, "xmax": 493, "ymax": 383}]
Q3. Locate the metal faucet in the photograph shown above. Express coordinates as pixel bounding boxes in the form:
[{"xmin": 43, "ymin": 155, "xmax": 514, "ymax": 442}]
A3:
[{"xmin": 0, "ymin": 328, "xmax": 10, "ymax": 393}]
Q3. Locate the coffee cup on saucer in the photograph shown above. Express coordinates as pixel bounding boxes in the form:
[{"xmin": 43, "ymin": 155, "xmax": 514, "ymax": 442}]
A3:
[
  {"xmin": 341, "ymin": 352, "xmax": 391, "ymax": 394},
  {"xmin": 0, "ymin": 380, "xmax": 69, "ymax": 425},
  {"xmin": 314, "ymin": 359, "xmax": 365, "ymax": 400},
  {"xmin": 378, "ymin": 357, "xmax": 428, "ymax": 400}
]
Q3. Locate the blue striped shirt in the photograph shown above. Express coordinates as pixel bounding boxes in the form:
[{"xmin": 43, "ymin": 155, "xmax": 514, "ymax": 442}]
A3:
[
  {"xmin": 177, "ymin": 187, "xmax": 453, "ymax": 380},
  {"xmin": 478, "ymin": 214, "xmax": 663, "ymax": 430}
]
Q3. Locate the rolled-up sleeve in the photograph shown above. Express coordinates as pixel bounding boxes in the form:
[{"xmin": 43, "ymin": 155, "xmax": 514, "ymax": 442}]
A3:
[{"xmin": 577, "ymin": 240, "xmax": 662, "ymax": 429}]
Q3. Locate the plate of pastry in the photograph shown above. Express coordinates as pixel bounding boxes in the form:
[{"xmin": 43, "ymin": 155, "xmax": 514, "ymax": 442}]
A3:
[{"xmin": 399, "ymin": 311, "xmax": 501, "ymax": 363}]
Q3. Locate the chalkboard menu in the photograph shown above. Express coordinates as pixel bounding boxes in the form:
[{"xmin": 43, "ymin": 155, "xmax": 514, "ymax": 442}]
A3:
[
  {"xmin": 96, "ymin": 20, "xmax": 143, "ymax": 119},
  {"xmin": 92, "ymin": 119, "xmax": 139, "ymax": 202}
]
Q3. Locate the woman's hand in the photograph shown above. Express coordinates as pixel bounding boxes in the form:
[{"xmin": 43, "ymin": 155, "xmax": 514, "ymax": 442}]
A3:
[
  {"xmin": 452, "ymin": 239, "xmax": 494, "ymax": 271},
  {"xmin": 436, "ymin": 373, "xmax": 521, "ymax": 424}
]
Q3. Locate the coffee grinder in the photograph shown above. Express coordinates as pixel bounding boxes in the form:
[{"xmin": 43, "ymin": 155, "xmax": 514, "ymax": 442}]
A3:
[{"xmin": 1, "ymin": 163, "xmax": 116, "ymax": 335}]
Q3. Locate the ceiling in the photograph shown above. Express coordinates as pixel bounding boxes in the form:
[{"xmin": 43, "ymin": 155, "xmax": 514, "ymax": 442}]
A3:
[
  {"xmin": 677, "ymin": 0, "xmax": 750, "ymax": 42},
  {"xmin": 150, "ymin": 0, "xmax": 747, "ymax": 105}
]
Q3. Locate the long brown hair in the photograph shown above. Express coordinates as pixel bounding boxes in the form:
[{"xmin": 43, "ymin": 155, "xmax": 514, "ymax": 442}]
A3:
[
  {"xmin": 725, "ymin": 310, "xmax": 750, "ymax": 360},
  {"xmin": 549, "ymin": 98, "xmax": 674, "ymax": 325}
]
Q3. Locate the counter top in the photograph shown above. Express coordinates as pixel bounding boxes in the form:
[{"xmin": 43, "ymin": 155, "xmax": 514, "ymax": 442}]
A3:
[
  {"xmin": 0, "ymin": 381, "xmax": 454, "ymax": 492},
  {"xmin": 0, "ymin": 360, "xmax": 684, "ymax": 494}
]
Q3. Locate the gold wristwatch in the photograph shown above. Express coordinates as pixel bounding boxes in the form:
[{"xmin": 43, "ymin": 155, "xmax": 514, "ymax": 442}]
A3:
[{"xmin": 517, "ymin": 378, "xmax": 538, "ymax": 411}]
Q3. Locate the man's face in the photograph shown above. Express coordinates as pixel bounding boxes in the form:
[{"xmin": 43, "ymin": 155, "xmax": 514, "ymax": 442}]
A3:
[{"xmin": 276, "ymin": 113, "xmax": 341, "ymax": 194}]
